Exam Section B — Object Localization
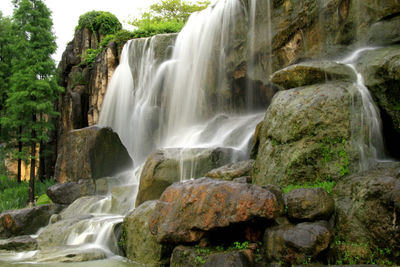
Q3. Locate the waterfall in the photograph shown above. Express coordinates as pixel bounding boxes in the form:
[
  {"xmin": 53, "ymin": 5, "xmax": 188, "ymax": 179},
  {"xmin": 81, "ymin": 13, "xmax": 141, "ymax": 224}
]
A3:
[
  {"xmin": 99, "ymin": 0, "xmax": 264, "ymax": 167},
  {"xmin": 339, "ymin": 47, "xmax": 385, "ymax": 170}
]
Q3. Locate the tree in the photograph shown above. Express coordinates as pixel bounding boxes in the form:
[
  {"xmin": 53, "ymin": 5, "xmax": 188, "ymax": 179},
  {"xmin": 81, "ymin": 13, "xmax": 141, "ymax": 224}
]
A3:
[
  {"xmin": 1, "ymin": 0, "xmax": 62, "ymax": 204},
  {"xmin": 129, "ymin": 0, "xmax": 210, "ymax": 34}
]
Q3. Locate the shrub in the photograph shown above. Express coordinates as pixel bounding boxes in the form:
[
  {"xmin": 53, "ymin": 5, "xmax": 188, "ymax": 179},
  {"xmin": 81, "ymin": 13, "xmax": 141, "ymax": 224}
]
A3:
[{"xmin": 77, "ymin": 11, "xmax": 122, "ymax": 35}]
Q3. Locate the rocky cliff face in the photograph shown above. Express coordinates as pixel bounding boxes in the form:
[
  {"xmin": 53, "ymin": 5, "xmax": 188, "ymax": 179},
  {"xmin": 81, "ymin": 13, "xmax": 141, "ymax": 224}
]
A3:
[{"xmin": 57, "ymin": 28, "xmax": 119, "ymax": 150}]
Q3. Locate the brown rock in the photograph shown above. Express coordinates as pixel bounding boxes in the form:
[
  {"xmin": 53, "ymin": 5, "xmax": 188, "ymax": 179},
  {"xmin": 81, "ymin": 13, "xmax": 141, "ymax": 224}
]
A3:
[
  {"xmin": 47, "ymin": 179, "xmax": 95, "ymax": 205},
  {"xmin": 54, "ymin": 126, "xmax": 133, "ymax": 183},
  {"xmin": 149, "ymin": 178, "xmax": 284, "ymax": 243}
]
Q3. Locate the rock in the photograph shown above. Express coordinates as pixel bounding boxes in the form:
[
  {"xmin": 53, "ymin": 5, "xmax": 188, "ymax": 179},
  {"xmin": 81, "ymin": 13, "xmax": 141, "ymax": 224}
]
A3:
[
  {"xmin": 122, "ymin": 200, "xmax": 173, "ymax": 265},
  {"xmin": 253, "ymin": 81, "xmax": 359, "ymax": 186},
  {"xmin": 111, "ymin": 185, "xmax": 137, "ymax": 214},
  {"xmin": 0, "ymin": 235, "xmax": 37, "ymax": 251},
  {"xmin": 205, "ymin": 160, "xmax": 254, "ymax": 181},
  {"xmin": 264, "ymin": 221, "xmax": 333, "ymax": 265},
  {"xmin": 232, "ymin": 176, "xmax": 252, "ymax": 184},
  {"xmin": 149, "ymin": 178, "xmax": 284, "ymax": 243},
  {"xmin": 0, "ymin": 204, "xmax": 64, "ymax": 239},
  {"xmin": 270, "ymin": 61, "xmax": 356, "ymax": 90},
  {"xmin": 368, "ymin": 16, "xmax": 400, "ymax": 45},
  {"xmin": 355, "ymin": 46, "xmax": 400, "ymax": 157},
  {"xmin": 34, "ymin": 246, "xmax": 107, "ymax": 263},
  {"xmin": 54, "ymin": 126, "xmax": 133, "ymax": 183},
  {"xmin": 170, "ymin": 245, "xmax": 253, "ymax": 267},
  {"xmin": 136, "ymin": 147, "xmax": 240, "ymax": 207},
  {"xmin": 333, "ymin": 162, "xmax": 400, "ymax": 258},
  {"xmin": 47, "ymin": 179, "xmax": 95, "ymax": 205},
  {"xmin": 285, "ymin": 188, "xmax": 335, "ymax": 221}
]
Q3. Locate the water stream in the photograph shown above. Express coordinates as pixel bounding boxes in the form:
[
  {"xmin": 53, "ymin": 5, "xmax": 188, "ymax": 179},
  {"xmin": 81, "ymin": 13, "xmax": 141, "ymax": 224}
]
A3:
[{"xmin": 339, "ymin": 47, "xmax": 385, "ymax": 171}]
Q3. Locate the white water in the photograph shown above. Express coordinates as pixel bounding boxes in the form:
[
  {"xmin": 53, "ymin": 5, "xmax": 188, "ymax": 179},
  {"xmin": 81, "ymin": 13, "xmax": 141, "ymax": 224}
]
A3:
[{"xmin": 339, "ymin": 47, "xmax": 385, "ymax": 170}]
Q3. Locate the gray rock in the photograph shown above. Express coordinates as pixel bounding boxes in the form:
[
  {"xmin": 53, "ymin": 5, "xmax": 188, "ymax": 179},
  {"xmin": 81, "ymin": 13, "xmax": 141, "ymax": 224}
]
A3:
[
  {"xmin": 0, "ymin": 235, "xmax": 37, "ymax": 251},
  {"xmin": 122, "ymin": 200, "xmax": 173, "ymax": 266},
  {"xmin": 264, "ymin": 221, "xmax": 333, "ymax": 265},
  {"xmin": 47, "ymin": 179, "xmax": 95, "ymax": 205},
  {"xmin": 285, "ymin": 188, "xmax": 335, "ymax": 221}
]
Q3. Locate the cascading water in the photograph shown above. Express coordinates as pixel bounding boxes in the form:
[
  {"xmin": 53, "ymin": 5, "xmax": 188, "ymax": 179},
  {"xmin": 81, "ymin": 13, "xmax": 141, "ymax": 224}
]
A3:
[
  {"xmin": 99, "ymin": 0, "xmax": 265, "ymax": 171},
  {"xmin": 339, "ymin": 47, "xmax": 385, "ymax": 170}
]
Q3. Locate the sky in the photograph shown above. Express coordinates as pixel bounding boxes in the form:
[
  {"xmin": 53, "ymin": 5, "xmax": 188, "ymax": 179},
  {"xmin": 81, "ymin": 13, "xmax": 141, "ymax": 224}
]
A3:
[{"xmin": 0, "ymin": 0, "xmax": 159, "ymax": 64}]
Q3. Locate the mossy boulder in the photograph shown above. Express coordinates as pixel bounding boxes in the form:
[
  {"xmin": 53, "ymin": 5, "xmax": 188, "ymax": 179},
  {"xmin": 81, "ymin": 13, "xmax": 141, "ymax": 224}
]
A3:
[
  {"xmin": 253, "ymin": 81, "xmax": 359, "ymax": 187},
  {"xmin": 205, "ymin": 160, "xmax": 254, "ymax": 181},
  {"xmin": 0, "ymin": 235, "xmax": 37, "ymax": 251},
  {"xmin": 332, "ymin": 162, "xmax": 400, "ymax": 263},
  {"xmin": 47, "ymin": 179, "xmax": 95, "ymax": 205},
  {"xmin": 122, "ymin": 200, "xmax": 173, "ymax": 266},
  {"xmin": 135, "ymin": 147, "xmax": 239, "ymax": 207},
  {"xmin": 54, "ymin": 126, "xmax": 133, "ymax": 183}
]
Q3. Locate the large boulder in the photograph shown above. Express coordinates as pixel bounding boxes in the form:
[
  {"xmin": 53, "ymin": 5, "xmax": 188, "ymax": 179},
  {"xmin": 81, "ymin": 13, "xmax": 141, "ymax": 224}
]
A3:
[
  {"xmin": 333, "ymin": 162, "xmax": 400, "ymax": 262},
  {"xmin": 0, "ymin": 204, "xmax": 64, "ymax": 239},
  {"xmin": 122, "ymin": 200, "xmax": 173, "ymax": 266},
  {"xmin": 135, "ymin": 147, "xmax": 240, "ymax": 207},
  {"xmin": 264, "ymin": 221, "xmax": 333, "ymax": 266},
  {"xmin": 46, "ymin": 179, "xmax": 95, "ymax": 205},
  {"xmin": 54, "ymin": 126, "xmax": 133, "ymax": 183},
  {"xmin": 149, "ymin": 178, "xmax": 284, "ymax": 243},
  {"xmin": 285, "ymin": 188, "xmax": 335, "ymax": 221},
  {"xmin": 253, "ymin": 81, "xmax": 359, "ymax": 186}
]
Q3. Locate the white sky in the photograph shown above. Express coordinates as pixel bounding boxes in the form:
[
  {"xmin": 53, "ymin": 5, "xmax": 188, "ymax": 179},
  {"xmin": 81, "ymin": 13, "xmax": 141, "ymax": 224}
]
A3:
[{"xmin": 0, "ymin": 0, "xmax": 159, "ymax": 64}]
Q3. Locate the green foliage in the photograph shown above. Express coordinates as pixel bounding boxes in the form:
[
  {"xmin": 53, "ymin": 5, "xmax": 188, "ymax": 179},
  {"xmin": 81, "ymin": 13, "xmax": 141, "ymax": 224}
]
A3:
[
  {"xmin": 194, "ymin": 255, "xmax": 206, "ymax": 265},
  {"xmin": 0, "ymin": 175, "xmax": 55, "ymax": 213},
  {"xmin": 77, "ymin": 11, "xmax": 122, "ymax": 36},
  {"xmin": 80, "ymin": 48, "xmax": 101, "ymax": 68},
  {"xmin": 36, "ymin": 193, "xmax": 50, "ymax": 205},
  {"xmin": 320, "ymin": 137, "xmax": 350, "ymax": 177},
  {"xmin": 128, "ymin": 0, "xmax": 210, "ymax": 37},
  {"xmin": 333, "ymin": 239, "xmax": 394, "ymax": 266},
  {"xmin": 282, "ymin": 180, "xmax": 336, "ymax": 194},
  {"xmin": 231, "ymin": 241, "xmax": 249, "ymax": 250}
]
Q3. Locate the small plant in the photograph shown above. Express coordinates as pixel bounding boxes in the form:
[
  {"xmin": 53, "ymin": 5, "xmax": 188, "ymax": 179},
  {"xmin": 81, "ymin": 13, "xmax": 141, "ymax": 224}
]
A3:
[
  {"xmin": 282, "ymin": 180, "xmax": 336, "ymax": 194},
  {"xmin": 194, "ymin": 255, "xmax": 206, "ymax": 265},
  {"xmin": 77, "ymin": 11, "xmax": 122, "ymax": 36}
]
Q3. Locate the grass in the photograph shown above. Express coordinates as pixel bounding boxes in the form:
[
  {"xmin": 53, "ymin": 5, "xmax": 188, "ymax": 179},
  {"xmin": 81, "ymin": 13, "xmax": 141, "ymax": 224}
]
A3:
[{"xmin": 0, "ymin": 175, "xmax": 55, "ymax": 213}]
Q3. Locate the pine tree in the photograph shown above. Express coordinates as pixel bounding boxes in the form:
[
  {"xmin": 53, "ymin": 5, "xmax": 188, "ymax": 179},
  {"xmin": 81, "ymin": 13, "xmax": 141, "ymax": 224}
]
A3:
[{"xmin": 1, "ymin": 0, "xmax": 62, "ymax": 204}]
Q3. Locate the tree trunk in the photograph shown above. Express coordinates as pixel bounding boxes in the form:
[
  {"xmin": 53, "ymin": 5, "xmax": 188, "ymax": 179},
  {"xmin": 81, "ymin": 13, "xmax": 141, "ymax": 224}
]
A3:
[
  {"xmin": 17, "ymin": 126, "xmax": 22, "ymax": 183},
  {"xmin": 38, "ymin": 141, "xmax": 45, "ymax": 181},
  {"xmin": 28, "ymin": 115, "xmax": 37, "ymax": 204}
]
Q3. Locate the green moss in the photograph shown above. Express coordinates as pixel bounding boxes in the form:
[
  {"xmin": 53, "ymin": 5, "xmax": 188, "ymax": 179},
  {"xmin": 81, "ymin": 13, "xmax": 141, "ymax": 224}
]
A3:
[
  {"xmin": 36, "ymin": 194, "xmax": 51, "ymax": 205},
  {"xmin": 282, "ymin": 180, "xmax": 336, "ymax": 194}
]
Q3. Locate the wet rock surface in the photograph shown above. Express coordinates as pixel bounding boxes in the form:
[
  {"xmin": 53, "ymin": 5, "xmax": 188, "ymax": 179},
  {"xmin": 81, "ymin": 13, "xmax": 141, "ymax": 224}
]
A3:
[{"xmin": 149, "ymin": 178, "xmax": 284, "ymax": 243}]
